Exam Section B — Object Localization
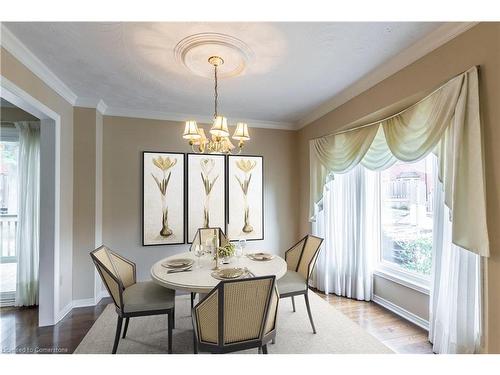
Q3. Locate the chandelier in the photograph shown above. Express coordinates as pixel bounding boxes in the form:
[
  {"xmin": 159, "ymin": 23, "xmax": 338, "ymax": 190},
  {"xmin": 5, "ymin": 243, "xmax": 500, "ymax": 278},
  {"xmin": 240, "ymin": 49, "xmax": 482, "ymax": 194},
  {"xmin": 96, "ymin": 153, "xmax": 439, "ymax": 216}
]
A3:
[{"xmin": 182, "ymin": 56, "xmax": 250, "ymax": 154}]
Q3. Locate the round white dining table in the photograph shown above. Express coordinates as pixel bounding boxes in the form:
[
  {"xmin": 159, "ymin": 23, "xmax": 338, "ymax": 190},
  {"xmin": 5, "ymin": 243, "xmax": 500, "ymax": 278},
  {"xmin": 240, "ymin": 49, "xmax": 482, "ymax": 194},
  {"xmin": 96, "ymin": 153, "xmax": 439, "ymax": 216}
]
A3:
[{"xmin": 151, "ymin": 251, "xmax": 287, "ymax": 294}]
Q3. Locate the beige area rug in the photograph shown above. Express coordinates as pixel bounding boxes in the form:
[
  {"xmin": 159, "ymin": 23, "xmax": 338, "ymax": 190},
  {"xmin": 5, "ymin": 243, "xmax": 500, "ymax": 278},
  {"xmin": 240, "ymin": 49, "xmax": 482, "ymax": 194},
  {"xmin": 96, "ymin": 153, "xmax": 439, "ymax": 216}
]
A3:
[{"xmin": 75, "ymin": 292, "xmax": 392, "ymax": 354}]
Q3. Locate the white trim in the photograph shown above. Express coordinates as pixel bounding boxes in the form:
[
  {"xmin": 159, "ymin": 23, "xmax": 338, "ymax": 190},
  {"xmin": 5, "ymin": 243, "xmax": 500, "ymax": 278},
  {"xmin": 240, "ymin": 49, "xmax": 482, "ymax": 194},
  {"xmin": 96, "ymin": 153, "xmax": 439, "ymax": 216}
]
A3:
[
  {"xmin": 72, "ymin": 298, "xmax": 97, "ymax": 308},
  {"xmin": 103, "ymin": 106, "xmax": 296, "ymax": 130},
  {"xmin": 56, "ymin": 301, "xmax": 73, "ymax": 323},
  {"xmin": 374, "ymin": 268, "xmax": 430, "ymax": 295},
  {"xmin": 297, "ymin": 22, "xmax": 479, "ymax": 128},
  {"xmin": 97, "ymin": 289, "xmax": 109, "ymax": 303},
  {"xmin": 59, "ymin": 290, "xmax": 110, "ymax": 320},
  {"xmin": 372, "ymin": 294, "xmax": 429, "ymax": 331},
  {"xmin": 1, "ymin": 75, "xmax": 62, "ymax": 327},
  {"xmin": 74, "ymin": 97, "xmax": 100, "ymax": 109},
  {"xmin": 0, "ymin": 23, "xmax": 78, "ymax": 105},
  {"xmin": 96, "ymin": 99, "xmax": 108, "ymax": 115}
]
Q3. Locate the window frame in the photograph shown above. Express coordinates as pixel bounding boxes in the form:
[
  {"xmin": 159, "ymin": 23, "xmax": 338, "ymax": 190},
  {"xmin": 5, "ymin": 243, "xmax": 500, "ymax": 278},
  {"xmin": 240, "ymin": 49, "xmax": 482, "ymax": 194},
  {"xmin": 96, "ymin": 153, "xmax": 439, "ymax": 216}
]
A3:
[{"xmin": 374, "ymin": 158, "xmax": 433, "ymax": 294}]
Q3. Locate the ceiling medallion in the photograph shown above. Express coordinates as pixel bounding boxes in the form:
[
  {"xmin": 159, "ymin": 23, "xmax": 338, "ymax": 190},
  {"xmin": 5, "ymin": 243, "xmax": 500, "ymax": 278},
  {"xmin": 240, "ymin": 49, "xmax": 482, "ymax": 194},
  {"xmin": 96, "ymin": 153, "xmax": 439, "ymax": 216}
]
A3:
[
  {"xmin": 182, "ymin": 55, "xmax": 250, "ymax": 155},
  {"xmin": 174, "ymin": 32, "xmax": 254, "ymax": 78}
]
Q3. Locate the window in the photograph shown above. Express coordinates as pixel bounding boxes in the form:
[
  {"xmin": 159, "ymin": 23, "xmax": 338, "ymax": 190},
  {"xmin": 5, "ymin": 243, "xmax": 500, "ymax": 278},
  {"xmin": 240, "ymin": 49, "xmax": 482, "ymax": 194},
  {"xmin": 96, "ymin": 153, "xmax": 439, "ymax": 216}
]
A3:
[
  {"xmin": 1, "ymin": 135, "xmax": 19, "ymax": 304},
  {"xmin": 377, "ymin": 153, "xmax": 435, "ymax": 285}
]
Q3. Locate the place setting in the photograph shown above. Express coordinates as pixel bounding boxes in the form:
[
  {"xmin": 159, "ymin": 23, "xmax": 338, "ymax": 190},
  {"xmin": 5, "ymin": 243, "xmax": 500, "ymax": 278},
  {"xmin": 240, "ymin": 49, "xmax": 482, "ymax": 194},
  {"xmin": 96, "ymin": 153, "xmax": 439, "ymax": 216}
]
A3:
[{"xmin": 161, "ymin": 258, "xmax": 194, "ymax": 273}]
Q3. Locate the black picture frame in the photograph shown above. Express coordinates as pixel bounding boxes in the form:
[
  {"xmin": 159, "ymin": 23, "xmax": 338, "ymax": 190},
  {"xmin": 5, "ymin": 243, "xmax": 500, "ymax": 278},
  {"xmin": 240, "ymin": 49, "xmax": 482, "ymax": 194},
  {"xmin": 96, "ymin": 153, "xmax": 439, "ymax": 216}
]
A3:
[
  {"xmin": 142, "ymin": 151, "xmax": 186, "ymax": 246},
  {"xmin": 186, "ymin": 153, "xmax": 227, "ymax": 243},
  {"xmin": 226, "ymin": 154, "xmax": 264, "ymax": 241}
]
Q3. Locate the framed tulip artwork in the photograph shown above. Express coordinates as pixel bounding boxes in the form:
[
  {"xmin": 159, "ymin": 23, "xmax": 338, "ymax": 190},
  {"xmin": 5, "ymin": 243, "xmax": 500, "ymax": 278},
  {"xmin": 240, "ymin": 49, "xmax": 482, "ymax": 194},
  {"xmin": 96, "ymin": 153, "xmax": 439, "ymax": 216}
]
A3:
[
  {"xmin": 142, "ymin": 151, "xmax": 185, "ymax": 246},
  {"xmin": 226, "ymin": 155, "xmax": 264, "ymax": 241},
  {"xmin": 187, "ymin": 153, "xmax": 226, "ymax": 243}
]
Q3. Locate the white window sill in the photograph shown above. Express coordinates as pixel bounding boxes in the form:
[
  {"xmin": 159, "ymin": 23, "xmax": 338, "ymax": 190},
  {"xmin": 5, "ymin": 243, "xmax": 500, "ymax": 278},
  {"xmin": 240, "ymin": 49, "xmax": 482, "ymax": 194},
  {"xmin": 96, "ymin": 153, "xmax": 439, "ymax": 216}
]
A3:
[{"xmin": 373, "ymin": 266, "xmax": 430, "ymax": 295}]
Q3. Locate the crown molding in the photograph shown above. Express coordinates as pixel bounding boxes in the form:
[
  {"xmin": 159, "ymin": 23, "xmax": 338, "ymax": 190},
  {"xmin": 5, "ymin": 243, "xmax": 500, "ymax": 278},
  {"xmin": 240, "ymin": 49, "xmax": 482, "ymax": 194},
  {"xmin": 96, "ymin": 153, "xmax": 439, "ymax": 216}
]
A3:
[
  {"xmin": 103, "ymin": 106, "xmax": 296, "ymax": 130},
  {"xmin": 0, "ymin": 23, "xmax": 78, "ymax": 105},
  {"xmin": 96, "ymin": 99, "xmax": 108, "ymax": 115},
  {"xmin": 74, "ymin": 97, "xmax": 100, "ymax": 108},
  {"xmin": 74, "ymin": 97, "xmax": 108, "ymax": 115},
  {"xmin": 296, "ymin": 22, "xmax": 479, "ymax": 129}
]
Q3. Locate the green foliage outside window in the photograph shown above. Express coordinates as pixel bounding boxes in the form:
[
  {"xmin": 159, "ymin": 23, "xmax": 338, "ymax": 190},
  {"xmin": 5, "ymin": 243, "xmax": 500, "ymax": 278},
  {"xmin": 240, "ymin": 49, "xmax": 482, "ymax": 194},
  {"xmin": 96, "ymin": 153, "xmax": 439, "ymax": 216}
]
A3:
[{"xmin": 394, "ymin": 236, "xmax": 432, "ymax": 275}]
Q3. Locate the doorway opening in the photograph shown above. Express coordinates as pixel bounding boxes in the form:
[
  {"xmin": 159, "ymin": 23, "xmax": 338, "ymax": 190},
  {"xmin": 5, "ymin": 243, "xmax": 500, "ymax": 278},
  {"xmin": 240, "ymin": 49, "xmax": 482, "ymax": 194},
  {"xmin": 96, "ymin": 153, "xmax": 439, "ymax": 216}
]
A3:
[
  {"xmin": 1, "ymin": 77, "xmax": 62, "ymax": 327},
  {"xmin": 1, "ymin": 98, "xmax": 41, "ymax": 308}
]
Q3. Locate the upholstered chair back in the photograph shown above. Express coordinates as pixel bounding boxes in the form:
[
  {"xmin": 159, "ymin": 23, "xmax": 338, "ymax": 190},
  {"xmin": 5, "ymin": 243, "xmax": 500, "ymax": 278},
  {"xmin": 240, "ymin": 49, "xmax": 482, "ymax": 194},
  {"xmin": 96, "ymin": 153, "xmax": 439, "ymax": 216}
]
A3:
[
  {"xmin": 285, "ymin": 235, "xmax": 324, "ymax": 280},
  {"xmin": 194, "ymin": 276, "xmax": 278, "ymax": 347},
  {"xmin": 90, "ymin": 246, "xmax": 136, "ymax": 310}
]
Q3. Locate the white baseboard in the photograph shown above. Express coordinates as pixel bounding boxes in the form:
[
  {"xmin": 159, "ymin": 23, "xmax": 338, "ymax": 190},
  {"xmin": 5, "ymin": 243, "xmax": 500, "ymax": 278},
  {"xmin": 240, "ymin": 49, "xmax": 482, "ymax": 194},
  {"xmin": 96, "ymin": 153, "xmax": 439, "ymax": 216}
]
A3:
[
  {"xmin": 72, "ymin": 297, "xmax": 98, "ymax": 308},
  {"xmin": 372, "ymin": 294, "xmax": 429, "ymax": 331},
  {"xmin": 55, "ymin": 290, "xmax": 110, "ymax": 325},
  {"xmin": 95, "ymin": 289, "xmax": 109, "ymax": 304},
  {"xmin": 56, "ymin": 301, "xmax": 74, "ymax": 323}
]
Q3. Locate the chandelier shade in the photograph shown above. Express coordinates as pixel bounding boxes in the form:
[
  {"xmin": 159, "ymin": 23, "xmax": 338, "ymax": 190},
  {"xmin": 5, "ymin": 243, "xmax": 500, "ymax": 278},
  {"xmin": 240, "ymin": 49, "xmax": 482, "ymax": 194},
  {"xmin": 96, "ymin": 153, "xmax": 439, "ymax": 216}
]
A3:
[
  {"xmin": 183, "ymin": 120, "xmax": 201, "ymax": 140},
  {"xmin": 210, "ymin": 115, "xmax": 230, "ymax": 137},
  {"xmin": 233, "ymin": 122, "xmax": 250, "ymax": 140},
  {"xmin": 183, "ymin": 55, "xmax": 250, "ymax": 154}
]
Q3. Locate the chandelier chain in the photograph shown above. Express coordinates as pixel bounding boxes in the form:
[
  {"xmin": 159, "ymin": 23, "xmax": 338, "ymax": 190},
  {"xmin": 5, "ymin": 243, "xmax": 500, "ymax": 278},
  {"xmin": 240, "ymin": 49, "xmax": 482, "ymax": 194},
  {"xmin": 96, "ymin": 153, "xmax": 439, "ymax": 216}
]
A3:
[{"xmin": 214, "ymin": 64, "xmax": 218, "ymax": 118}]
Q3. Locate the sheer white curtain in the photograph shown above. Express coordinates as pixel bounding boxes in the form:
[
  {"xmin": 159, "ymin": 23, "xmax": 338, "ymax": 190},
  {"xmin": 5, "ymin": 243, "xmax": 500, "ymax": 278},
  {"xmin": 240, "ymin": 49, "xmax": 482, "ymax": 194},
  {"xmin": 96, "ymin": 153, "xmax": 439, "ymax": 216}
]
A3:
[
  {"xmin": 312, "ymin": 164, "xmax": 377, "ymax": 300},
  {"xmin": 15, "ymin": 121, "xmax": 40, "ymax": 307},
  {"xmin": 310, "ymin": 67, "xmax": 488, "ymax": 258},
  {"xmin": 430, "ymin": 176, "xmax": 482, "ymax": 353}
]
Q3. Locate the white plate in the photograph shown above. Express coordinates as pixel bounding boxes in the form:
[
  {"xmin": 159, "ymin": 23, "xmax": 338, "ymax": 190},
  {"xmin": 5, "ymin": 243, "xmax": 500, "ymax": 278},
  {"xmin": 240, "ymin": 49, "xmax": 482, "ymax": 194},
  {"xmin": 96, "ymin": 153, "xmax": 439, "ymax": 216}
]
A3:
[
  {"xmin": 247, "ymin": 253, "xmax": 274, "ymax": 261},
  {"xmin": 162, "ymin": 258, "xmax": 194, "ymax": 269}
]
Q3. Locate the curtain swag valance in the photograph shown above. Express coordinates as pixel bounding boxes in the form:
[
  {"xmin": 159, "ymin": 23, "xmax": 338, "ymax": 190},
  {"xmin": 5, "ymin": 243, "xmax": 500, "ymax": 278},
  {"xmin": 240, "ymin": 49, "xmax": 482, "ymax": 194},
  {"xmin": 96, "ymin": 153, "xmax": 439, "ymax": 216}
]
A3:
[{"xmin": 309, "ymin": 66, "xmax": 489, "ymax": 257}]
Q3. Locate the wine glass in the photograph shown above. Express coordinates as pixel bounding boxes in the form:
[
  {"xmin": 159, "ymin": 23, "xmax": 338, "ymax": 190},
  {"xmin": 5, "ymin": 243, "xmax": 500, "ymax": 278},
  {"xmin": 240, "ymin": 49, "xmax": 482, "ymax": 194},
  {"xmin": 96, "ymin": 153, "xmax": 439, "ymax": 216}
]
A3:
[
  {"xmin": 194, "ymin": 244, "xmax": 204, "ymax": 269},
  {"xmin": 234, "ymin": 242, "xmax": 243, "ymax": 266},
  {"xmin": 238, "ymin": 239, "xmax": 247, "ymax": 256}
]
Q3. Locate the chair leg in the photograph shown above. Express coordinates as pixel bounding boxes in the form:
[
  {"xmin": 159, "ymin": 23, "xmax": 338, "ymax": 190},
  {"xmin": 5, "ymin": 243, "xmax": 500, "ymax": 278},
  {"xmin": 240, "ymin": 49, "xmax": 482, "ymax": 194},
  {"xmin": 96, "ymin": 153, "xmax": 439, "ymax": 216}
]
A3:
[
  {"xmin": 258, "ymin": 346, "xmax": 262, "ymax": 354},
  {"xmin": 191, "ymin": 292, "xmax": 195, "ymax": 313},
  {"xmin": 112, "ymin": 316, "xmax": 123, "ymax": 354},
  {"xmin": 167, "ymin": 312, "xmax": 173, "ymax": 354},
  {"xmin": 172, "ymin": 307, "xmax": 175, "ymax": 329},
  {"xmin": 291, "ymin": 296, "xmax": 296, "ymax": 312},
  {"xmin": 122, "ymin": 317, "xmax": 130, "ymax": 339},
  {"xmin": 272, "ymin": 338, "xmax": 276, "ymax": 345},
  {"xmin": 262, "ymin": 345, "xmax": 268, "ymax": 354},
  {"xmin": 304, "ymin": 293, "xmax": 316, "ymax": 334},
  {"xmin": 193, "ymin": 332, "xmax": 198, "ymax": 354}
]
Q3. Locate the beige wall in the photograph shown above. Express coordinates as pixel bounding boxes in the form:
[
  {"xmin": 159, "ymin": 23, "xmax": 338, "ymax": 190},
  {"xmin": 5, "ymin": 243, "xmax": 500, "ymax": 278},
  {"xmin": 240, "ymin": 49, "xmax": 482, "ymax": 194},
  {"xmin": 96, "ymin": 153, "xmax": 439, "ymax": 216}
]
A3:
[
  {"xmin": 1, "ymin": 106, "xmax": 39, "ymax": 121},
  {"xmin": 297, "ymin": 23, "xmax": 500, "ymax": 352},
  {"xmin": 73, "ymin": 107, "xmax": 97, "ymax": 300},
  {"xmin": 101, "ymin": 116, "xmax": 300, "ymax": 282},
  {"xmin": 1, "ymin": 47, "xmax": 75, "ymax": 312}
]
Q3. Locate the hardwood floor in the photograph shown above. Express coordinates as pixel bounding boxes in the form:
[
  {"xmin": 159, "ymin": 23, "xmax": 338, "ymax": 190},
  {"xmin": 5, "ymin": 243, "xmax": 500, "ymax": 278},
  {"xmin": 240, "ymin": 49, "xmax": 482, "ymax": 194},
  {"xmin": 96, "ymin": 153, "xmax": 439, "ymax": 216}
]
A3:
[
  {"xmin": 314, "ymin": 290, "xmax": 434, "ymax": 354},
  {"xmin": 0, "ymin": 298, "xmax": 111, "ymax": 354},
  {"xmin": 1, "ymin": 293, "xmax": 433, "ymax": 354}
]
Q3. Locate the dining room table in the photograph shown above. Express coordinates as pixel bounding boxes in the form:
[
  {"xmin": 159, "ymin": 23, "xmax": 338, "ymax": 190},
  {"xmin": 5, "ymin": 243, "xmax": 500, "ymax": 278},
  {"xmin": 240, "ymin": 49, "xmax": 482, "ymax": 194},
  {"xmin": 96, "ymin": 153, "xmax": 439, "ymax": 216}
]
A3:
[{"xmin": 150, "ymin": 251, "xmax": 287, "ymax": 296}]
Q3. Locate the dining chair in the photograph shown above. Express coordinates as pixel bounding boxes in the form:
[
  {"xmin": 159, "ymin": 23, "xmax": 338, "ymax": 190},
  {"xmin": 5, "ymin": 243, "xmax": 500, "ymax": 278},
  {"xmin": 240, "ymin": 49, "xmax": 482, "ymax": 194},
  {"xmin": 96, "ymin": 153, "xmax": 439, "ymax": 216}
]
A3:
[
  {"xmin": 189, "ymin": 227, "xmax": 229, "ymax": 309},
  {"xmin": 192, "ymin": 275, "xmax": 279, "ymax": 354},
  {"xmin": 90, "ymin": 245, "xmax": 176, "ymax": 354},
  {"xmin": 277, "ymin": 235, "xmax": 324, "ymax": 334}
]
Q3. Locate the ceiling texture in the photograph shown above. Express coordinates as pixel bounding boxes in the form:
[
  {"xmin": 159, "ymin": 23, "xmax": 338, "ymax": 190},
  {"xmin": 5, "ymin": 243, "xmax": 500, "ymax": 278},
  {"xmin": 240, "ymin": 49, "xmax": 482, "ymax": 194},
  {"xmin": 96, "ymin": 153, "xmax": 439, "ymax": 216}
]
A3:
[{"xmin": 2, "ymin": 22, "xmax": 449, "ymax": 128}]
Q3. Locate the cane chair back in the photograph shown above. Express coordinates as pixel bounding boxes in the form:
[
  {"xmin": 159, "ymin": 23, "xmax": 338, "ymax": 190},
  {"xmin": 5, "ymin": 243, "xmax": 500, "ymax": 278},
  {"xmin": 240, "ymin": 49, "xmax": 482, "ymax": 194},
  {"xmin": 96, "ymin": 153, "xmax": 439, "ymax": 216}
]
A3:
[
  {"xmin": 285, "ymin": 235, "xmax": 324, "ymax": 280},
  {"xmin": 90, "ymin": 246, "xmax": 137, "ymax": 310},
  {"xmin": 194, "ymin": 276, "xmax": 278, "ymax": 350},
  {"xmin": 190, "ymin": 227, "xmax": 229, "ymax": 251}
]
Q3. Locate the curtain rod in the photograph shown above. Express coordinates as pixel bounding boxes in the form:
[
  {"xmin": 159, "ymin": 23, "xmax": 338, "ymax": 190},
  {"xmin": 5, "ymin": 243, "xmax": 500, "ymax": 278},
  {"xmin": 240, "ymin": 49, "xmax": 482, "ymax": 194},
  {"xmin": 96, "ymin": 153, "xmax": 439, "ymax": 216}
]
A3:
[{"xmin": 311, "ymin": 66, "xmax": 478, "ymax": 141}]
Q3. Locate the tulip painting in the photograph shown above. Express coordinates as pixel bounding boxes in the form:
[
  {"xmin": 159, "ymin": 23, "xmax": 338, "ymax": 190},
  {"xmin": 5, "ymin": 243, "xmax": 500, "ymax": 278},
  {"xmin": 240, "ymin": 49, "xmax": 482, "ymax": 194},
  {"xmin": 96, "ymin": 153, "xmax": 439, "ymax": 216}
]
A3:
[
  {"xmin": 151, "ymin": 156, "xmax": 177, "ymax": 237},
  {"xmin": 235, "ymin": 159, "xmax": 257, "ymax": 233},
  {"xmin": 200, "ymin": 158, "xmax": 219, "ymax": 228},
  {"xmin": 187, "ymin": 154, "xmax": 226, "ymax": 242}
]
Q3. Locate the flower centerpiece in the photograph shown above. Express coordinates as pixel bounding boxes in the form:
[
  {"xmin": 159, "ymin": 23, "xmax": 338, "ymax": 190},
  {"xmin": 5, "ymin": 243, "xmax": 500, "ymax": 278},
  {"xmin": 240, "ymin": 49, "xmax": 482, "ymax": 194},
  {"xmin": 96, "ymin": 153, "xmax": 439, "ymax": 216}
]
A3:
[{"xmin": 216, "ymin": 242, "xmax": 236, "ymax": 264}]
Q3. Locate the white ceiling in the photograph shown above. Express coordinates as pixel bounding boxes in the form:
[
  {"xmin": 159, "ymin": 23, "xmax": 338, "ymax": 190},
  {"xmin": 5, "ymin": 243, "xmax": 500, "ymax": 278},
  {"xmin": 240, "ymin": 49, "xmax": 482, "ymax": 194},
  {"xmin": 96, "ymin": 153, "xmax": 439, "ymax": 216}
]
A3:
[{"xmin": 3, "ymin": 22, "xmax": 444, "ymax": 127}]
